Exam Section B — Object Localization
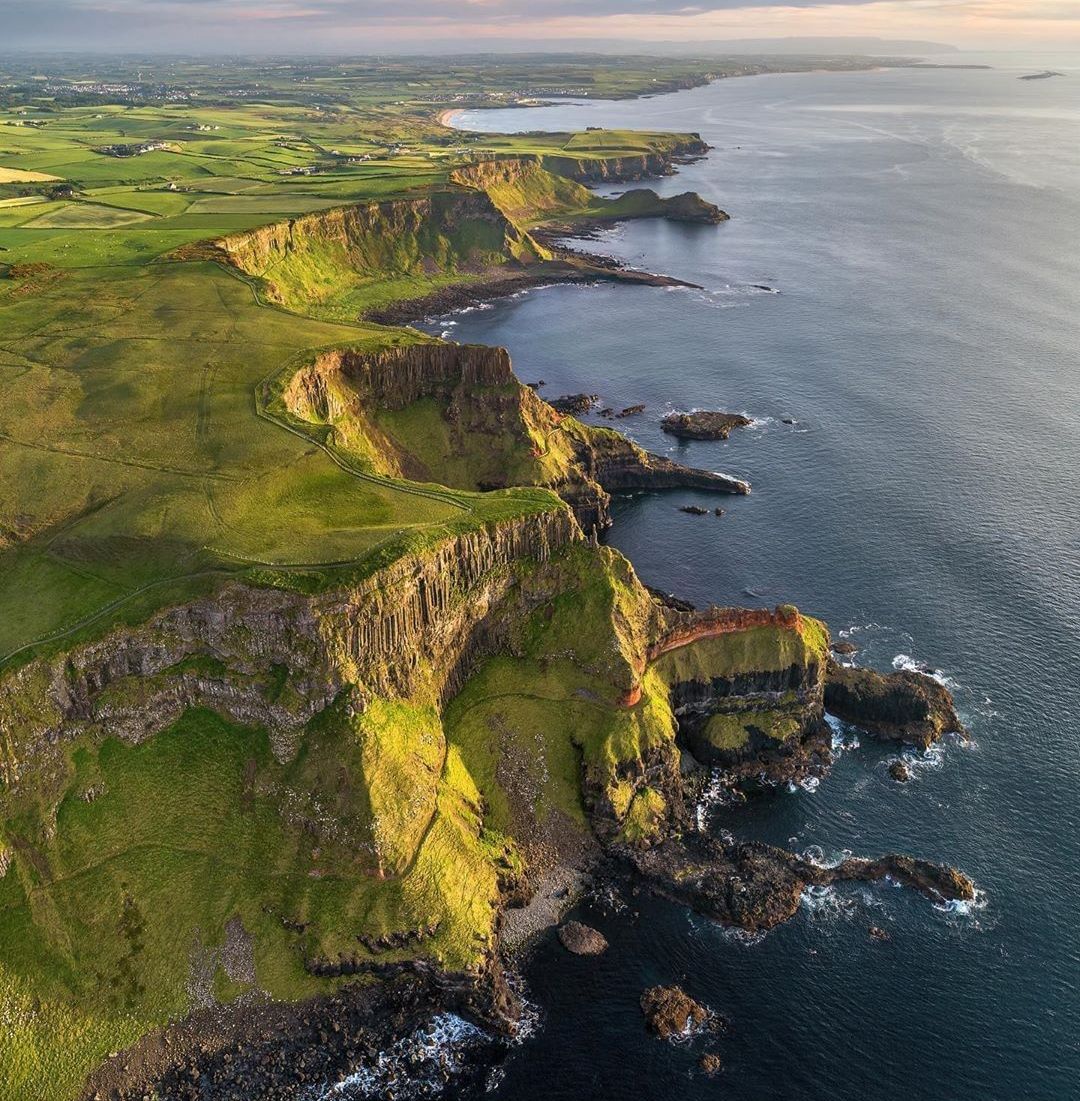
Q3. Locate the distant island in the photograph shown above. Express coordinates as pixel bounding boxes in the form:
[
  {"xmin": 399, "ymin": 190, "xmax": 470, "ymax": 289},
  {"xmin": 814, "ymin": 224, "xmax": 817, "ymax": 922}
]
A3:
[{"xmin": 1019, "ymin": 71, "xmax": 1066, "ymax": 81}]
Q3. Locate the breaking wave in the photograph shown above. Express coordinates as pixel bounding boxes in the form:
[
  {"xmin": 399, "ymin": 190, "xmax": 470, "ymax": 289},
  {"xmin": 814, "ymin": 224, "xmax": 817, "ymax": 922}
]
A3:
[{"xmin": 310, "ymin": 1013, "xmax": 490, "ymax": 1101}]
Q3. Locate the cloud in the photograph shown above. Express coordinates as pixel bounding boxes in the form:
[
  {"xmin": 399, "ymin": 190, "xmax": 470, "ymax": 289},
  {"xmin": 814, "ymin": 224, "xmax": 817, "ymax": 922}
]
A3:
[{"xmin": 4, "ymin": 0, "xmax": 1078, "ymax": 50}]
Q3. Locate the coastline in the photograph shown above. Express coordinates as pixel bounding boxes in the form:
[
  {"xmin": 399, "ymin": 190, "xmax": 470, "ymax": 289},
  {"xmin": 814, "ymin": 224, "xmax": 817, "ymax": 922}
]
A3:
[{"xmin": 5, "ymin": 67, "xmax": 989, "ymax": 1101}]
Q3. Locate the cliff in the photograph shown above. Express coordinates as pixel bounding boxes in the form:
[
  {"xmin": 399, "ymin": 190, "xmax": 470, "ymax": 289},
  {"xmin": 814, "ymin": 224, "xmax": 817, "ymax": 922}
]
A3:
[
  {"xmin": 0, "ymin": 510, "xmax": 578, "ymax": 803},
  {"xmin": 648, "ymin": 604, "xmax": 833, "ymax": 787},
  {"xmin": 195, "ymin": 158, "xmax": 726, "ymax": 322},
  {"xmin": 535, "ymin": 135, "xmax": 710, "ymax": 183},
  {"xmin": 0, "ymin": 124, "xmax": 972, "ymax": 1101},
  {"xmin": 276, "ymin": 340, "xmax": 748, "ymax": 535},
  {"xmin": 0, "ymin": 517, "xmax": 972, "ymax": 1100},
  {"xmin": 199, "ymin": 188, "xmax": 549, "ymax": 319},
  {"xmin": 450, "ymin": 157, "xmax": 727, "ymax": 229}
]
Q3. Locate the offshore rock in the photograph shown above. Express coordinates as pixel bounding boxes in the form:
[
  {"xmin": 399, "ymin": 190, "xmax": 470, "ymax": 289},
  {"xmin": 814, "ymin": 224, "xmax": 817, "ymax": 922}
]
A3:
[
  {"xmin": 557, "ymin": 921, "xmax": 609, "ymax": 956},
  {"xmin": 549, "ymin": 393, "xmax": 600, "ymax": 415},
  {"xmin": 824, "ymin": 661, "xmax": 965, "ymax": 749},
  {"xmin": 889, "ymin": 759, "xmax": 913, "ymax": 783},
  {"xmin": 662, "ymin": 411, "xmax": 752, "ymax": 440},
  {"xmin": 632, "ymin": 834, "xmax": 974, "ymax": 933},
  {"xmin": 700, "ymin": 1052, "xmax": 724, "ymax": 1075},
  {"xmin": 640, "ymin": 985, "xmax": 711, "ymax": 1040}
]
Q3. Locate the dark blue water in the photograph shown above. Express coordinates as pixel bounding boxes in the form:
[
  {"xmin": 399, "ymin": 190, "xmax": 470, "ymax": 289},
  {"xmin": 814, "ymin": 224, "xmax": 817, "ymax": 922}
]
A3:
[{"xmin": 441, "ymin": 62, "xmax": 1080, "ymax": 1100}]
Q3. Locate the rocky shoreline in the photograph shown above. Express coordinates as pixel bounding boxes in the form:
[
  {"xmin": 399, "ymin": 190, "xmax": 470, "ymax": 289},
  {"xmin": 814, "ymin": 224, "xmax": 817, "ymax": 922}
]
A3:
[
  {"xmin": 81, "ymin": 970, "xmax": 511, "ymax": 1101},
  {"xmin": 82, "ymin": 636, "xmax": 976, "ymax": 1100},
  {"xmin": 364, "ymin": 259, "xmax": 697, "ymax": 328}
]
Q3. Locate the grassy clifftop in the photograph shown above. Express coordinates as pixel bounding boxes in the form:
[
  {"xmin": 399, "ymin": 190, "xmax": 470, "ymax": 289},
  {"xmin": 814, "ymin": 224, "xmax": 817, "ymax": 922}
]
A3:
[{"xmin": 198, "ymin": 156, "xmax": 724, "ymax": 323}]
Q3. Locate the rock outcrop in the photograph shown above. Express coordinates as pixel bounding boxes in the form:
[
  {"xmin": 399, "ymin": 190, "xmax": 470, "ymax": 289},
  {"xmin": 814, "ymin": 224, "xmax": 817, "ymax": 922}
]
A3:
[
  {"xmin": 647, "ymin": 605, "xmax": 832, "ymax": 787},
  {"xmin": 641, "ymin": 985, "xmax": 712, "ymax": 1039},
  {"xmin": 632, "ymin": 834, "xmax": 975, "ymax": 933},
  {"xmin": 824, "ymin": 661, "xmax": 965, "ymax": 748},
  {"xmin": 662, "ymin": 410, "xmax": 752, "ymax": 440}
]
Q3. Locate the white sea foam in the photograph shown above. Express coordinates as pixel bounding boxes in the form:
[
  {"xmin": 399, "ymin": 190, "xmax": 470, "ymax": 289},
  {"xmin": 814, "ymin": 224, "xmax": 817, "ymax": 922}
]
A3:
[
  {"xmin": 800, "ymin": 884, "xmax": 858, "ymax": 922},
  {"xmin": 934, "ymin": 887, "xmax": 989, "ymax": 923},
  {"xmin": 800, "ymin": 845, "xmax": 852, "ymax": 870},
  {"xmin": 687, "ymin": 910, "xmax": 766, "ymax": 947},
  {"xmin": 311, "ymin": 1013, "xmax": 488, "ymax": 1101},
  {"xmin": 891, "ymin": 653, "xmax": 960, "ymax": 691},
  {"xmin": 694, "ymin": 768, "xmax": 739, "ymax": 830},
  {"xmin": 786, "ymin": 775, "xmax": 820, "ymax": 794},
  {"xmin": 825, "ymin": 713, "xmax": 861, "ymax": 752}
]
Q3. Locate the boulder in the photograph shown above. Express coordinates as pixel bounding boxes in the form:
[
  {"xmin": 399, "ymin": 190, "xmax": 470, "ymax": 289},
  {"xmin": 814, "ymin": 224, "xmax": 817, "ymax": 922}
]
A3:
[
  {"xmin": 557, "ymin": 921, "xmax": 608, "ymax": 956},
  {"xmin": 824, "ymin": 661, "xmax": 965, "ymax": 749},
  {"xmin": 641, "ymin": 985, "xmax": 710, "ymax": 1040},
  {"xmin": 889, "ymin": 760, "xmax": 912, "ymax": 783}
]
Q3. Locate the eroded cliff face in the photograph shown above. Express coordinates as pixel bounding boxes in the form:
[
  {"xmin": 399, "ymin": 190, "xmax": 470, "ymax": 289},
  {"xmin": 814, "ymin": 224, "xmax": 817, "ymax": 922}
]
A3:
[
  {"xmin": 279, "ymin": 340, "xmax": 748, "ymax": 536},
  {"xmin": 0, "ymin": 509, "xmax": 578, "ymax": 804},
  {"xmin": 179, "ymin": 155, "xmax": 726, "ymax": 325},
  {"xmin": 199, "ymin": 188, "xmax": 549, "ymax": 314},
  {"xmin": 537, "ymin": 136, "xmax": 710, "ymax": 183},
  {"xmin": 647, "ymin": 604, "xmax": 832, "ymax": 787}
]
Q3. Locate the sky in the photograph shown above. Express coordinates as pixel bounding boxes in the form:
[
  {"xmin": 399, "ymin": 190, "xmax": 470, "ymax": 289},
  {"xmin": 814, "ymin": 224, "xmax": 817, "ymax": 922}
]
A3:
[{"xmin": 5, "ymin": 0, "xmax": 1080, "ymax": 55}]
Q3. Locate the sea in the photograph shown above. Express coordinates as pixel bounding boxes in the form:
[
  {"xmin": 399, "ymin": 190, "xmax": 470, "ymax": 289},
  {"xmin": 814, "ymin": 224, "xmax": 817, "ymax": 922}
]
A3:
[{"xmin": 410, "ymin": 54, "xmax": 1080, "ymax": 1100}]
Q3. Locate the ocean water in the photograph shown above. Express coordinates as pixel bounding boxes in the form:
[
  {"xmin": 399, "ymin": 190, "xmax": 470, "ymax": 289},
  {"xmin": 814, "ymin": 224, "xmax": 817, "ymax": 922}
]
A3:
[{"xmin": 436, "ymin": 59, "xmax": 1080, "ymax": 1100}]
